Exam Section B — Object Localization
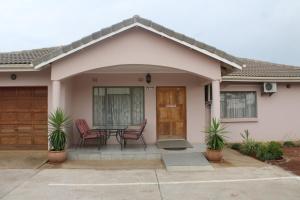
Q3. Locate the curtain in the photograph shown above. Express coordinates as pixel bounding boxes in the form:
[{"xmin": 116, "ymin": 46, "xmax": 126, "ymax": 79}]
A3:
[
  {"xmin": 221, "ymin": 92, "xmax": 257, "ymax": 118},
  {"xmin": 93, "ymin": 87, "xmax": 144, "ymax": 126}
]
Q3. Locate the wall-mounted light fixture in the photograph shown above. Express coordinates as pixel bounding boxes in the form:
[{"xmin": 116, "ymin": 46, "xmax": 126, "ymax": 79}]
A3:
[
  {"xmin": 11, "ymin": 74, "xmax": 17, "ymax": 80},
  {"xmin": 145, "ymin": 73, "xmax": 151, "ymax": 84}
]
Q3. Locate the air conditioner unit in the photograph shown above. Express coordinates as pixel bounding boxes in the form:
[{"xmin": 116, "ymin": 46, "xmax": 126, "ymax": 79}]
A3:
[{"xmin": 263, "ymin": 82, "xmax": 277, "ymax": 93}]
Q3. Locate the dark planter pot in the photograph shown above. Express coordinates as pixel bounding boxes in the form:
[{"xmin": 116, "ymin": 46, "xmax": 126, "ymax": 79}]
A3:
[
  {"xmin": 205, "ymin": 149, "xmax": 223, "ymax": 162},
  {"xmin": 48, "ymin": 150, "xmax": 67, "ymax": 163}
]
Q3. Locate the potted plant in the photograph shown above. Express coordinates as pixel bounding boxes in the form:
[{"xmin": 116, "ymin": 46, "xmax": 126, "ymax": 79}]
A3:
[
  {"xmin": 48, "ymin": 108, "xmax": 72, "ymax": 163},
  {"xmin": 205, "ymin": 118, "xmax": 227, "ymax": 162}
]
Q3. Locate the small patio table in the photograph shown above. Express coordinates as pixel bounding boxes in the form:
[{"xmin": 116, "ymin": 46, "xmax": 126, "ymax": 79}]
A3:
[{"xmin": 92, "ymin": 125, "xmax": 128, "ymax": 150}]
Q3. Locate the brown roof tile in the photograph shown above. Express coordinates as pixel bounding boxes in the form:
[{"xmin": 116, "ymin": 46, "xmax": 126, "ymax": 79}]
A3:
[
  {"xmin": 226, "ymin": 58, "xmax": 300, "ymax": 78},
  {"xmin": 0, "ymin": 47, "xmax": 59, "ymax": 64}
]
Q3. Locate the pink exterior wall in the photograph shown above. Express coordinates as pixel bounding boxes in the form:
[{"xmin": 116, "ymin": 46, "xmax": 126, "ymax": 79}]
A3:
[
  {"xmin": 69, "ymin": 73, "xmax": 207, "ymax": 145},
  {"xmin": 221, "ymin": 82, "xmax": 300, "ymax": 142},
  {"xmin": 50, "ymin": 27, "xmax": 221, "ymax": 81}
]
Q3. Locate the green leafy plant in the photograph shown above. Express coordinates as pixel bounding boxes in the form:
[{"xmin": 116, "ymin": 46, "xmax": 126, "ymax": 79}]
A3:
[
  {"xmin": 283, "ymin": 141, "xmax": 295, "ymax": 147},
  {"xmin": 231, "ymin": 143, "xmax": 242, "ymax": 151},
  {"xmin": 256, "ymin": 141, "xmax": 283, "ymax": 161},
  {"xmin": 205, "ymin": 118, "xmax": 227, "ymax": 151},
  {"xmin": 240, "ymin": 130, "xmax": 259, "ymax": 156},
  {"xmin": 48, "ymin": 108, "xmax": 72, "ymax": 151}
]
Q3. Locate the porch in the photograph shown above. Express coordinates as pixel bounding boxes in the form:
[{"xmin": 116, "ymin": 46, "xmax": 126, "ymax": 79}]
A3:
[
  {"xmin": 48, "ymin": 25, "xmax": 225, "ymax": 147},
  {"xmin": 53, "ymin": 68, "xmax": 221, "ymax": 147}
]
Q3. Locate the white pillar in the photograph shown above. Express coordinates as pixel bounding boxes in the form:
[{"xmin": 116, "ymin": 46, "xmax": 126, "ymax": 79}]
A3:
[
  {"xmin": 211, "ymin": 80, "xmax": 220, "ymax": 120},
  {"xmin": 52, "ymin": 80, "xmax": 61, "ymax": 111}
]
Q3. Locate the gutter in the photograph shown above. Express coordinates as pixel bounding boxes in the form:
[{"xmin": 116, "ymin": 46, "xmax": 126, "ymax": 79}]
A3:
[{"xmin": 222, "ymin": 76, "xmax": 300, "ymax": 82}]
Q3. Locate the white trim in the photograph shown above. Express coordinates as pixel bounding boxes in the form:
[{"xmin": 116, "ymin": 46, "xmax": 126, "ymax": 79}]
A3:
[
  {"xmin": 0, "ymin": 64, "xmax": 38, "ymax": 72},
  {"xmin": 223, "ymin": 76, "xmax": 300, "ymax": 82},
  {"xmin": 0, "ymin": 68, "xmax": 38, "ymax": 72},
  {"xmin": 221, "ymin": 118, "xmax": 258, "ymax": 123},
  {"xmin": 34, "ymin": 22, "xmax": 242, "ymax": 70}
]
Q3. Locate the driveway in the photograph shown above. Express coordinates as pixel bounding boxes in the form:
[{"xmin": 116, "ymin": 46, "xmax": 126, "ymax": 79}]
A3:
[
  {"xmin": 0, "ymin": 151, "xmax": 47, "ymax": 169},
  {"xmin": 1, "ymin": 166, "xmax": 299, "ymax": 200}
]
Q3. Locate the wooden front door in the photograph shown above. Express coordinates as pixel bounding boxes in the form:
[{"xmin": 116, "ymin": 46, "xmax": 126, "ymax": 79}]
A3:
[
  {"xmin": 156, "ymin": 87, "xmax": 186, "ymax": 140},
  {"xmin": 0, "ymin": 87, "xmax": 48, "ymax": 150}
]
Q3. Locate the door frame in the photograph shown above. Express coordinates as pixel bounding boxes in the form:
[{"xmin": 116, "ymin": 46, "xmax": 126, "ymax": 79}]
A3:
[{"xmin": 156, "ymin": 86, "xmax": 187, "ymax": 140}]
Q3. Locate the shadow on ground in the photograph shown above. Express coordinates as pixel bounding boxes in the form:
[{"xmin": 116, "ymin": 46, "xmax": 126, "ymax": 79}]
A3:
[{"xmin": 0, "ymin": 151, "xmax": 47, "ymax": 169}]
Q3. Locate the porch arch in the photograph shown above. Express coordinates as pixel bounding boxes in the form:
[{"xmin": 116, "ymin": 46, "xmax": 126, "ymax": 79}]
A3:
[{"xmin": 50, "ymin": 28, "xmax": 222, "ymax": 81}]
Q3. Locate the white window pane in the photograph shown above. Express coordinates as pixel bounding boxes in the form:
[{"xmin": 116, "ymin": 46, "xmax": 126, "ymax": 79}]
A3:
[
  {"xmin": 93, "ymin": 87, "xmax": 144, "ymax": 125},
  {"xmin": 221, "ymin": 91, "xmax": 257, "ymax": 118}
]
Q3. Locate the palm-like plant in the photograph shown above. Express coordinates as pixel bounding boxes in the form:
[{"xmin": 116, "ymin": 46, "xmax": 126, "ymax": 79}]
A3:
[
  {"xmin": 48, "ymin": 108, "xmax": 72, "ymax": 151},
  {"xmin": 205, "ymin": 118, "xmax": 227, "ymax": 150}
]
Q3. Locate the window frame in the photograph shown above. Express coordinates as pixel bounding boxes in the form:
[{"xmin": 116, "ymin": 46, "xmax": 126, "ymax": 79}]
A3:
[
  {"xmin": 92, "ymin": 86, "xmax": 145, "ymax": 126},
  {"xmin": 220, "ymin": 91, "xmax": 258, "ymax": 120}
]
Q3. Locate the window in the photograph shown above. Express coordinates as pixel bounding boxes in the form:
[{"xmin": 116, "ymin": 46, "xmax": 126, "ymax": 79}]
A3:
[
  {"xmin": 93, "ymin": 87, "xmax": 144, "ymax": 126},
  {"xmin": 221, "ymin": 92, "xmax": 257, "ymax": 118}
]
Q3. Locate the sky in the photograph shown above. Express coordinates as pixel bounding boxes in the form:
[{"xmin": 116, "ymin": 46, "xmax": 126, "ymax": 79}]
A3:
[{"xmin": 0, "ymin": 0, "xmax": 300, "ymax": 66}]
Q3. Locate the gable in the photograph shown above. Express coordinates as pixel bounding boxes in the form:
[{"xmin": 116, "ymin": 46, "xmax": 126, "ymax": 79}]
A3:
[
  {"xmin": 33, "ymin": 15, "xmax": 243, "ymax": 70},
  {"xmin": 51, "ymin": 27, "xmax": 222, "ymax": 80}
]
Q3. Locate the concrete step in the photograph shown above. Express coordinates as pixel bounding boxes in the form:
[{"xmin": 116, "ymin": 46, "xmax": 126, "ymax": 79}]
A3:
[
  {"xmin": 67, "ymin": 145, "xmax": 161, "ymax": 160},
  {"xmin": 162, "ymin": 152, "xmax": 213, "ymax": 171}
]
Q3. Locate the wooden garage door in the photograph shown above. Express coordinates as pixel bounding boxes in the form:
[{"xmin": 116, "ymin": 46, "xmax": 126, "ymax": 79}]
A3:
[{"xmin": 0, "ymin": 87, "xmax": 48, "ymax": 150}]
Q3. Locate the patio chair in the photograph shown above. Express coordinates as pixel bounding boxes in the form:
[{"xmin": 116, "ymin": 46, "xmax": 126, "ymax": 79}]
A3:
[
  {"xmin": 75, "ymin": 119, "xmax": 106, "ymax": 149},
  {"xmin": 122, "ymin": 119, "xmax": 147, "ymax": 150}
]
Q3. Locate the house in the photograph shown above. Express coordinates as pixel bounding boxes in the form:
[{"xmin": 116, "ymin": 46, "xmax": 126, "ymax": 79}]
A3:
[{"xmin": 0, "ymin": 15, "xmax": 299, "ymax": 150}]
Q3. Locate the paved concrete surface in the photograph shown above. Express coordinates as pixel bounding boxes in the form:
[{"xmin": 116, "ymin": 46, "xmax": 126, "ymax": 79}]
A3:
[
  {"xmin": 0, "ymin": 151, "xmax": 47, "ymax": 169},
  {"xmin": 42, "ymin": 160, "xmax": 164, "ymax": 170},
  {"xmin": 1, "ymin": 166, "xmax": 299, "ymax": 200},
  {"xmin": 162, "ymin": 152, "xmax": 213, "ymax": 171}
]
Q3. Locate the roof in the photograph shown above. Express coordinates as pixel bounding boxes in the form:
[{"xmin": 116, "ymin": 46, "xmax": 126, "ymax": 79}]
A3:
[
  {"xmin": 0, "ymin": 15, "xmax": 243, "ymax": 70},
  {"xmin": 0, "ymin": 15, "xmax": 299, "ymax": 80},
  {"xmin": 222, "ymin": 58, "xmax": 300, "ymax": 80},
  {"xmin": 0, "ymin": 47, "xmax": 59, "ymax": 64}
]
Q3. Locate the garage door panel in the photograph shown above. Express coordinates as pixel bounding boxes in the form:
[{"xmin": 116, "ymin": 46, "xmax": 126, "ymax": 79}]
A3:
[
  {"xmin": 17, "ymin": 87, "xmax": 33, "ymax": 96},
  {"xmin": 33, "ymin": 129, "xmax": 47, "ymax": 135},
  {"xmin": 0, "ymin": 87, "xmax": 48, "ymax": 150},
  {"xmin": 33, "ymin": 123, "xmax": 48, "ymax": 129},
  {"xmin": 1, "ymin": 99, "xmax": 18, "ymax": 111},
  {"xmin": 17, "ymin": 113, "xmax": 32, "ymax": 122},
  {"xmin": 17, "ymin": 100, "xmax": 33, "ymax": 111},
  {"xmin": 0, "ymin": 125, "xmax": 17, "ymax": 133},
  {"xmin": 32, "ymin": 99, "xmax": 48, "ymax": 111},
  {"xmin": 1, "ymin": 88, "xmax": 17, "ymax": 97},
  {"xmin": 18, "ymin": 136, "xmax": 33, "ymax": 145},
  {"xmin": 34, "ymin": 136, "xmax": 48, "ymax": 145},
  {"xmin": 1, "ymin": 136, "xmax": 17, "ymax": 145},
  {"xmin": 33, "ymin": 88, "xmax": 47, "ymax": 97},
  {"xmin": 33, "ymin": 112, "xmax": 47, "ymax": 121},
  {"xmin": 17, "ymin": 126, "xmax": 33, "ymax": 133},
  {"xmin": 0, "ymin": 113, "xmax": 17, "ymax": 124}
]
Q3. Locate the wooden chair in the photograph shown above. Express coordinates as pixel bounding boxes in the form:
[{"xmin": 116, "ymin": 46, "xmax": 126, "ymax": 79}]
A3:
[
  {"xmin": 75, "ymin": 119, "xmax": 106, "ymax": 149},
  {"xmin": 122, "ymin": 119, "xmax": 147, "ymax": 150}
]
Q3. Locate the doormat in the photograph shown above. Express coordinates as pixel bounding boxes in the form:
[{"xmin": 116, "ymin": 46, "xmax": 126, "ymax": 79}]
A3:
[{"xmin": 157, "ymin": 139, "xmax": 193, "ymax": 150}]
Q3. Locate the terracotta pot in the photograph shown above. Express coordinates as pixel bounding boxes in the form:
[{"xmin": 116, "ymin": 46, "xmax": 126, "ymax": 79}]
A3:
[
  {"xmin": 48, "ymin": 150, "xmax": 67, "ymax": 163},
  {"xmin": 205, "ymin": 149, "xmax": 223, "ymax": 162}
]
